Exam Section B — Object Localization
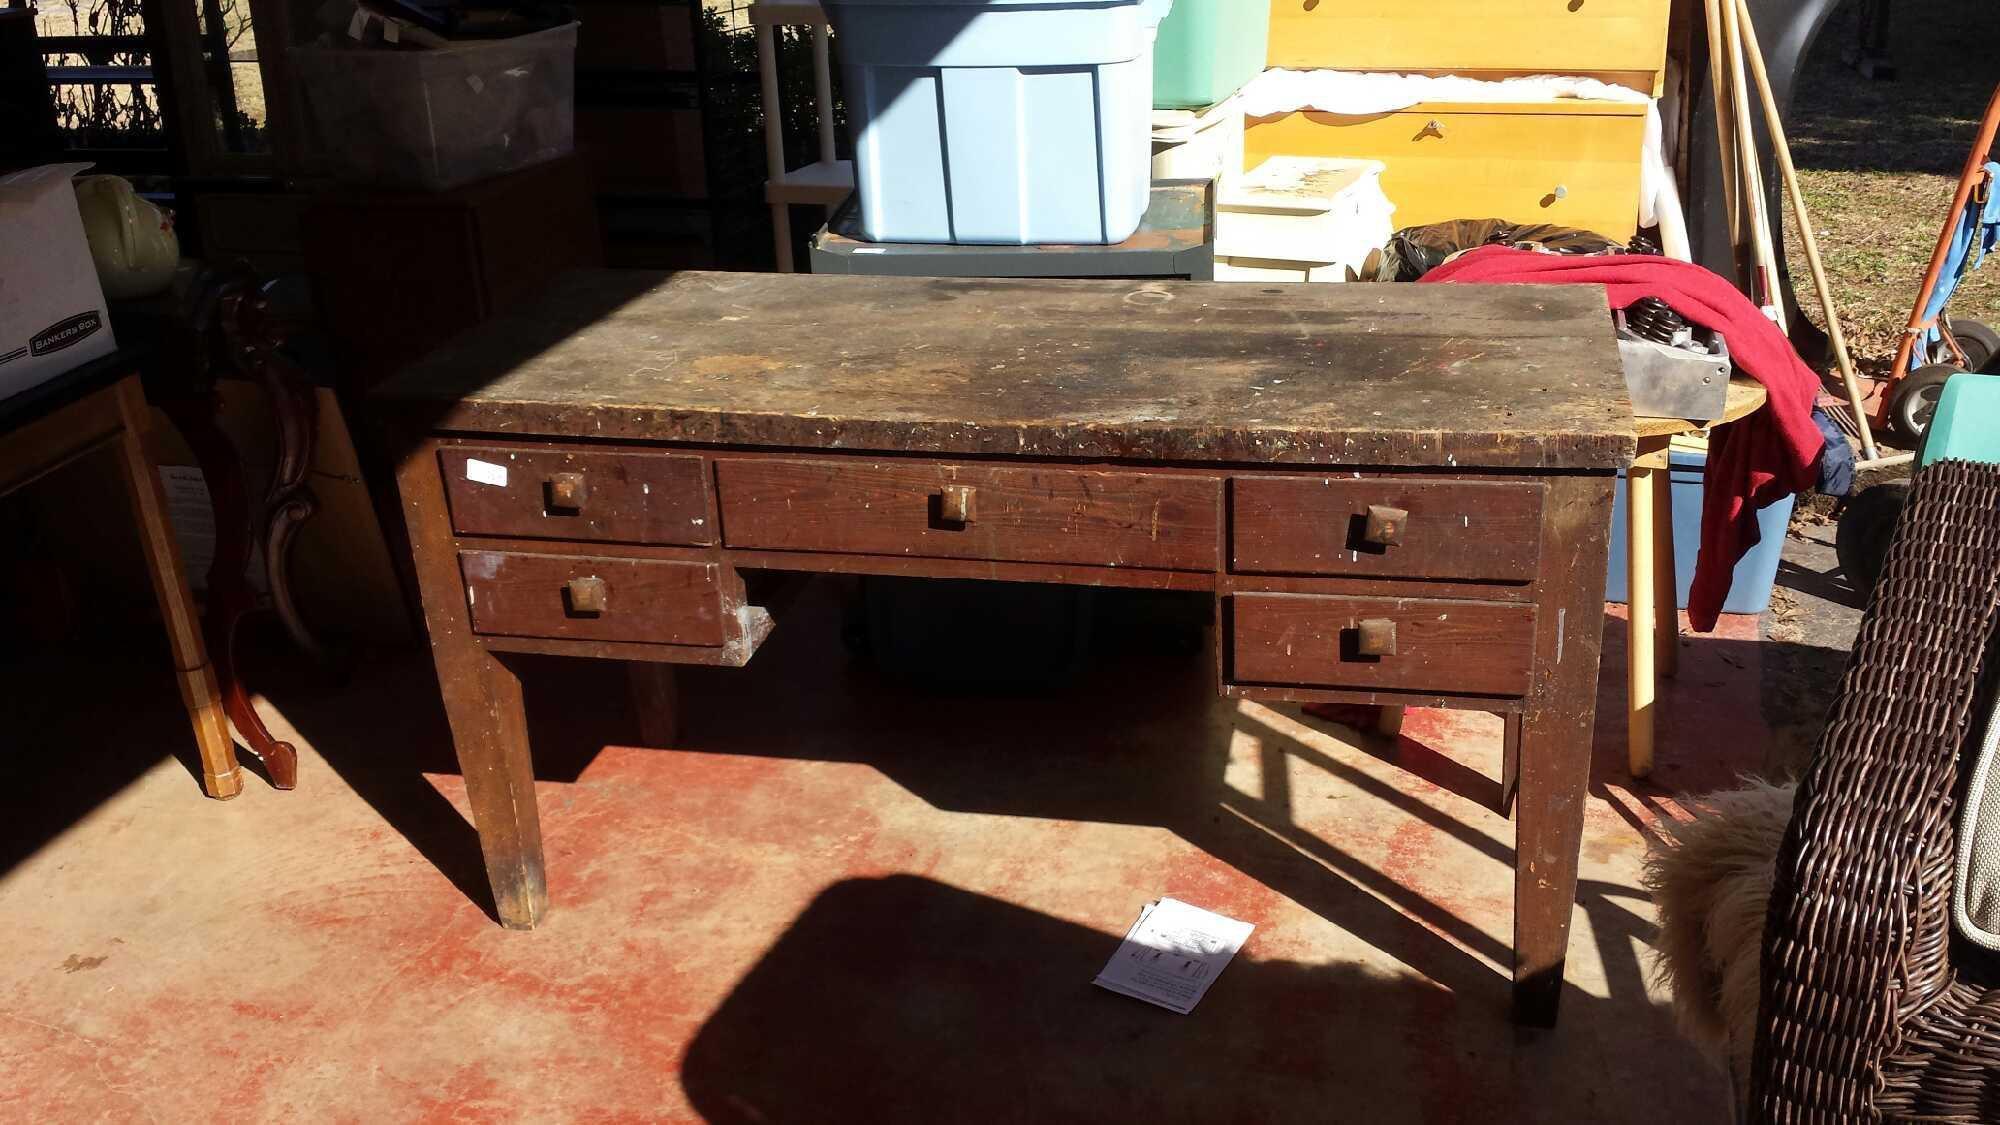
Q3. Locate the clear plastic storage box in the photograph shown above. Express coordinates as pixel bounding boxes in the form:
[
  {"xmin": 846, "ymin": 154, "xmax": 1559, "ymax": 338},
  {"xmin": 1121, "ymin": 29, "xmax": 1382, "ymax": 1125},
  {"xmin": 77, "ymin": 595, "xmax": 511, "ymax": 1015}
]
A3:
[
  {"xmin": 821, "ymin": 0, "xmax": 1172, "ymax": 244},
  {"xmin": 293, "ymin": 24, "xmax": 578, "ymax": 191}
]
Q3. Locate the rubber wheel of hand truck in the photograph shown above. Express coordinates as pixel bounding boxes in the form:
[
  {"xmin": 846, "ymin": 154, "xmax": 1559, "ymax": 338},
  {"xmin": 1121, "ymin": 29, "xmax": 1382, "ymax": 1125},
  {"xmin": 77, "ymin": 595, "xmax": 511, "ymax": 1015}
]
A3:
[
  {"xmin": 1952, "ymin": 319, "xmax": 2000, "ymax": 372},
  {"xmin": 1888, "ymin": 364, "xmax": 1960, "ymax": 442},
  {"xmin": 1835, "ymin": 480, "xmax": 1910, "ymax": 601}
]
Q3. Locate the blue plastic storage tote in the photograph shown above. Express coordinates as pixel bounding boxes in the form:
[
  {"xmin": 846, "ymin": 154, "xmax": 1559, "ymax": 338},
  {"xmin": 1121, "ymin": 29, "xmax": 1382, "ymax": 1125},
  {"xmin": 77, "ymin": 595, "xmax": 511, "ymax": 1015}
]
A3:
[
  {"xmin": 1605, "ymin": 449, "xmax": 1795, "ymax": 616},
  {"xmin": 821, "ymin": 0, "xmax": 1172, "ymax": 244}
]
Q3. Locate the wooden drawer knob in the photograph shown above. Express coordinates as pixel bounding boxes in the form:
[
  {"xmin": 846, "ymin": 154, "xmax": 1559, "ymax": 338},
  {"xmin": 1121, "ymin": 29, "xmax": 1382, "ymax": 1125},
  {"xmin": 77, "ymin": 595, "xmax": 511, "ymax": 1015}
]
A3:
[
  {"xmin": 565, "ymin": 575, "xmax": 607, "ymax": 616},
  {"xmin": 938, "ymin": 483, "xmax": 976, "ymax": 525},
  {"xmin": 1363, "ymin": 504, "xmax": 1408, "ymax": 547},
  {"xmin": 546, "ymin": 471, "xmax": 588, "ymax": 513},
  {"xmin": 1356, "ymin": 617, "xmax": 1398, "ymax": 657}
]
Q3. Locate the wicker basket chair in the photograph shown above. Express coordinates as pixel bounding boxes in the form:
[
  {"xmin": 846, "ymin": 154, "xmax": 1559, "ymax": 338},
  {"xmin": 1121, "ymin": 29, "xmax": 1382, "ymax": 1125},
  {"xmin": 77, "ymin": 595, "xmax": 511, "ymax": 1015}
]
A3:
[{"xmin": 1750, "ymin": 459, "xmax": 2000, "ymax": 1123}]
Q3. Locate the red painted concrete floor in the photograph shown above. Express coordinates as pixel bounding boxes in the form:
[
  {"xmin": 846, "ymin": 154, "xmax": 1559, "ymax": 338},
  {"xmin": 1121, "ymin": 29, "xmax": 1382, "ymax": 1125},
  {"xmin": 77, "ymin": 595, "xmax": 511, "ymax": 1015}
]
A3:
[{"xmin": 1, "ymin": 583, "xmax": 1772, "ymax": 1123}]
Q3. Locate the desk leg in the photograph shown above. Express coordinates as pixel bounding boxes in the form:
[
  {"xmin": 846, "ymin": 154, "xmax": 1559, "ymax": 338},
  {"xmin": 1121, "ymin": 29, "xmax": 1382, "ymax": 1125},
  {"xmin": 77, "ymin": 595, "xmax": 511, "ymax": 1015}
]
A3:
[
  {"xmin": 112, "ymin": 379, "xmax": 243, "ymax": 800},
  {"xmin": 396, "ymin": 441, "xmax": 546, "ymax": 928},
  {"xmin": 444, "ymin": 647, "xmax": 545, "ymax": 929},
  {"xmin": 1373, "ymin": 705, "xmax": 1405, "ymax": 738},
  {"xmin": 1513, "ymin": 474, "xmax": 1615, "ymax": 1027},
  {"xmin": 629, "ymin": 662, "xmax": 680, "ymax": 748}
]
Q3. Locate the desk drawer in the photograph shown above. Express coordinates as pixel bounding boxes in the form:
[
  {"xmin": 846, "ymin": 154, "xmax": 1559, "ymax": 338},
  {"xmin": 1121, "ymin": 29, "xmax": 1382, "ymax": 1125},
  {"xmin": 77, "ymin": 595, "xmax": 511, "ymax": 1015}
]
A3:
[
  {"xmin": 460, "ymin": 550, "xmax": 728, "ymax": 646},
  {"xmin": 1230, "ymin": 594, "xmax": 1535, "ymax": 696},
  {"xmin": 1243, "ymin": 103, "xmax": 1647, "ymax": 240},
  {"xmin": 441, "ymin": 445, "xmax": 712, "ymax": 546},
  {"xmin": 1232, "ymin": 476, "xmax": 1543, "ymax": 582},
  {"xmin": 716, "ymin": 458, "xmax": 1221, "ymax": 571}
]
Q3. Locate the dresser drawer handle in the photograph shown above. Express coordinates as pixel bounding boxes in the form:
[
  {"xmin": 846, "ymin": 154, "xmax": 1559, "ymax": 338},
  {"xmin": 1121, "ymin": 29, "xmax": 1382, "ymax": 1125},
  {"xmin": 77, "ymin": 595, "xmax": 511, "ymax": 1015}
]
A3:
[
  {"xmin": 1355, "ymin": 617, "xmax": 1398, "ymax": 658},
  {"xmin": 564, "ymin": 575, "xmax": 608, "ymax": 616},
  {"xmin": 937, "ymin": 483, "xmax": 976, "ymax": 526},
  {"xmin": 1362, "ymin": 504, "xmax": 1408, "ymax": 547},
  {"xmin": 546, "ymin": 471, "xmax": 588, "ymax": 513}
]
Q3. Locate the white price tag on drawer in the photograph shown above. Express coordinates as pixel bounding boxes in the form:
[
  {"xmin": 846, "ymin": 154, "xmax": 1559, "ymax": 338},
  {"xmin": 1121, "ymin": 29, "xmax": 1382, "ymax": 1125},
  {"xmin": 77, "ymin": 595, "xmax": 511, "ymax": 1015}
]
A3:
[{"xmin": 464, "ymin": 458, "xmax": 509, "ymax": 487}]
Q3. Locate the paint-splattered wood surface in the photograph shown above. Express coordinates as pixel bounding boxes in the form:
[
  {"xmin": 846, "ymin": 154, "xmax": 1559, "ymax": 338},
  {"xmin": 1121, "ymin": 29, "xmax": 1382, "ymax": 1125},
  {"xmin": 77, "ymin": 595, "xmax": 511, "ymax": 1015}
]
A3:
[{"xmin": 374, "ymin": 271, "xmax": 1634, "ymax": 469}]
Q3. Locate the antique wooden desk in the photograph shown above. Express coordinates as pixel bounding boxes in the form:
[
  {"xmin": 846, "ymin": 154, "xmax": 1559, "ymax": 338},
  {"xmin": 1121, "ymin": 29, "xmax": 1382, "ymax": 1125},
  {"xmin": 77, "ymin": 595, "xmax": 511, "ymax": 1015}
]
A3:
[{"xmin": 375, "ymin": 271, "xmax": 1634, "ymax": 1026}]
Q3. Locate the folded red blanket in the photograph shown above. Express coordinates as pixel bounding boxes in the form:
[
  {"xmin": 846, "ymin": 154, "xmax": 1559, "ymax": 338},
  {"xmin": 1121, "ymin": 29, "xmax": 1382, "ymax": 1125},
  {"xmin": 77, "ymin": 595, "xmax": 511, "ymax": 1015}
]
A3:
[{"xmin": 1420, "ymin": 246, "xmax": 1822, "ymax": 630}]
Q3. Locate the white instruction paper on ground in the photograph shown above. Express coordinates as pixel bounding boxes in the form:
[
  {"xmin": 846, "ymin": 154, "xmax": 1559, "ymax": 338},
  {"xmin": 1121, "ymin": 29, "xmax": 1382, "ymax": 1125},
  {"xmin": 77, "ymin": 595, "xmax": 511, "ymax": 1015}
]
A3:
[{"xmin": 1093, "ymin": 898, "xmax": 1254, "ymax": 1014}]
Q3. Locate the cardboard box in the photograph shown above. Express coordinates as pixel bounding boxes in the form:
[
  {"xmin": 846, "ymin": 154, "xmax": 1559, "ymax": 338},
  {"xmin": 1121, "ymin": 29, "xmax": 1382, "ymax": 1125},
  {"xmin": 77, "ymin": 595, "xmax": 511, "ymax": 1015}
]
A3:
[{"xmin": 0, "ymin": 163, "xmax": 116, "ymax": 399}]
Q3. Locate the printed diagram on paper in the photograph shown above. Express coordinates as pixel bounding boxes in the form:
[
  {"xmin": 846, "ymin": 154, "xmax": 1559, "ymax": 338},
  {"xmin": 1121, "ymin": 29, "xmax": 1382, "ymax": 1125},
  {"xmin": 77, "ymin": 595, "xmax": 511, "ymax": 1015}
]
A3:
[{"xmin": 1093, "ymin": 898, "xmax": 1254, "ymax": 1014}]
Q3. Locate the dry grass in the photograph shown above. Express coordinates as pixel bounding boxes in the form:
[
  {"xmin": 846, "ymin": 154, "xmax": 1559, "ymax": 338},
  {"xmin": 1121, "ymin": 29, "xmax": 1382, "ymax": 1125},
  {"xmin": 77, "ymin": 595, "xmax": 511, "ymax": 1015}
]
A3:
[{"xmin": 1777, "ymin": 0, "xmax": 2000, "ymax": 381}]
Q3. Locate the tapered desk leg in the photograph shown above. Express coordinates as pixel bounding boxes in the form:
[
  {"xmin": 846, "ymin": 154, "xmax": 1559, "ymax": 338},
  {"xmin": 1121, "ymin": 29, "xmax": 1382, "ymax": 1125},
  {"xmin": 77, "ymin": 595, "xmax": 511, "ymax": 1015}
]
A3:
[
  {"xmin": 1513, "ymin": 474, "xmax": 1615, "ymax": 1027},
  {"xmin": 396, "ymin": 440, "xmax": 545, "ymax": 928},
  {"xmin": 629, "ymin": 662, "xmax": 680, "ymax": 748}
]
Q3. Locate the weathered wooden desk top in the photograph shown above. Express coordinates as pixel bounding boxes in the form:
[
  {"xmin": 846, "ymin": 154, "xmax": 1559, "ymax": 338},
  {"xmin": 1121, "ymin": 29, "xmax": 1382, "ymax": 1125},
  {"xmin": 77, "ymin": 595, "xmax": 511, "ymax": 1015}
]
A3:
[
  {"xmin": 377, "ymin": 271, "xmax": 1634, "ymax": 467},
  {"xmin": 377, "ymin": 269, "xmax": 1632, "ymax": 1030}
]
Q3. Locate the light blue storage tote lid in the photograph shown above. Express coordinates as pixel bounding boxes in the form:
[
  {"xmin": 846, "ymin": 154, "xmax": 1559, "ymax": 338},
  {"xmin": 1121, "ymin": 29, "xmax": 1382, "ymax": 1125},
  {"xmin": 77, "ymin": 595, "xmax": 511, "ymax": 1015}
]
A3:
[{"xmin": 823, "ymin": 0, "xmax": 1169, "ymax": 67}]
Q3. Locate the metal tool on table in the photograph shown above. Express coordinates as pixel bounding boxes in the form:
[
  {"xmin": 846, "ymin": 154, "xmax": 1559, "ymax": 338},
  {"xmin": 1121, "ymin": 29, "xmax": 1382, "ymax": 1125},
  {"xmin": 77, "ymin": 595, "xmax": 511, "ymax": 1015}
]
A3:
[{"xmin": 1615, "ymin": 296, "xmax": 1732, "ymax": 421}]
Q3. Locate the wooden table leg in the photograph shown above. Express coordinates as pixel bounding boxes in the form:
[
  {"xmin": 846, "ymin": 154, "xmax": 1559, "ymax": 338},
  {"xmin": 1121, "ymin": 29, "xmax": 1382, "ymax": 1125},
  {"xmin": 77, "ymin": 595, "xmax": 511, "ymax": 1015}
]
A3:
[
  {"xmin": 629, "ymin": 662, "xmax": 680, "ymax": 748},
  {"xmin": 396, "ymin": 440, "xmax": 547, "ymax": 928},
  {"xmin": 112, "ymin": 378, "xmax": 243, "ymax": 800},
  {"xmin": 1626, "ymin": 436, "xmax": 1669, "ymax": 780},
  {"xmin": 445, "ymin": 646, "xmax": 545, "ymax": 929},
  {"xmin": 1513, "ymin": 474, "xmax": 1615, "ymax": 1027},
  {"xmin": 1652, "ymin": 452, "xmax": 1680, "ymax": 681}
]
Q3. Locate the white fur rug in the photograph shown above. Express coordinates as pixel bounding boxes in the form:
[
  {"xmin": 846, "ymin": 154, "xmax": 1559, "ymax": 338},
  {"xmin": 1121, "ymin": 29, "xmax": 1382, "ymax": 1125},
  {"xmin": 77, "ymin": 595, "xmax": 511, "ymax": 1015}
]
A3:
[{"xmin": 1641, "ymin": 779, "xmax": 1798, "ymax": 1084}]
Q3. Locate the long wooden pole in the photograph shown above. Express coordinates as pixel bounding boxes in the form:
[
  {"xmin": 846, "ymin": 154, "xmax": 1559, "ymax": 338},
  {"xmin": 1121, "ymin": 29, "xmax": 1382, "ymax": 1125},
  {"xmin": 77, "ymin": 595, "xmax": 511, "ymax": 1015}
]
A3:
[
  {"xmin": 1702, "ymin": 0, "xmax": 1742, "ymax": 258},
  {"xmin": 1733, "ymin": 0, "xmax": 1880, "ymax": 462},
  {"xmin": 1721, "ymin": 0, "xmax": 1785, "ymax": 328}
]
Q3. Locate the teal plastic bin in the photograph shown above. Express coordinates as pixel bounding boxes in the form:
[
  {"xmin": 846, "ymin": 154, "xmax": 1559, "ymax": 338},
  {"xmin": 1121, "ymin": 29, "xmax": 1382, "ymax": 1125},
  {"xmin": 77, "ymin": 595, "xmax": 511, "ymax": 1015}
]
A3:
[
  {"xmin": 1151, "ymin": 0, "xmax": 1268, "ymax": 108},
  {"xmin": 1920, "ymin": 373, "xmax": 2000, "ymax": 467}
]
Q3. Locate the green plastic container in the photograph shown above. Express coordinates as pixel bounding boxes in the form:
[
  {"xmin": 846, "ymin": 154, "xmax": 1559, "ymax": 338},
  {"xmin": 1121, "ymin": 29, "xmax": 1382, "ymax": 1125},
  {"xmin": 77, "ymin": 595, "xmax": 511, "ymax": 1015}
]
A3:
[
  {"xmin": 1920, "ymin": 373, "xmax": 2000, "ymax": 467},
  {"xmin": 1151, "ymin": 0, "xmax": 1269, "ymax": 109}
]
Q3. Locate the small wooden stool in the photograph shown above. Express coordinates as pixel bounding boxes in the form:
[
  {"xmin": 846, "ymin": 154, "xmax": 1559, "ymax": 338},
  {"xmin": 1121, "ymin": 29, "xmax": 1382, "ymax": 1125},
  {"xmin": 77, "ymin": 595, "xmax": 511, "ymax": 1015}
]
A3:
[{"xmin": 1627, "ymin": 378, "xmax": 1768, "ymax": 778}]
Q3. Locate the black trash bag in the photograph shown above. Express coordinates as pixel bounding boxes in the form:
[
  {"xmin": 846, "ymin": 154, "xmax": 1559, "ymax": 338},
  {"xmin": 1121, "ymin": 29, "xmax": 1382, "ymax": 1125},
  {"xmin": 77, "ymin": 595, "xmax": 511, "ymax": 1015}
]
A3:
[{"xmin": 1382, "ymin": 219, "xmax": 1629, "ymax": 281}]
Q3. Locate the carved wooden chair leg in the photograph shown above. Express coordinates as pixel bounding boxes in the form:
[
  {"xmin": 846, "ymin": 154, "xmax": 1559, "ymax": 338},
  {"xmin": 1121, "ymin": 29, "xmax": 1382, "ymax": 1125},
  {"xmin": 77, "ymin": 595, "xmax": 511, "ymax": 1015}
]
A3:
[
  {"xmin": 221, "ymin": 283, "xmax": 334, "ymax": 667},
  {"xmin": 256, "ymin": 352, "xmax": 328, "ymax": 665},
  {"xmin": 161, "ymin": 391, "xmax": 298, "ymax": 790}
]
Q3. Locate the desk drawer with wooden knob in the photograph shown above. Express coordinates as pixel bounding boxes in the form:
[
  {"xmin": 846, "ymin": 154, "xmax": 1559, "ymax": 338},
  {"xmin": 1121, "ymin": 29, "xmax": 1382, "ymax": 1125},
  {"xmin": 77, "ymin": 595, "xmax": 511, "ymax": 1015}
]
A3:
[
  {"xmin": 440, "ymin": 445, "xmax": 713, "ymax": 546},
  {"xmin": 1227, "ymin": 593, "xmax": 1537, "ymax": 697},
  {"xmin": 715, "ymin": 457, "xmax": 1222, "ymax": 571},
  {"xmin": 459, "ymin": 550, "xmax": 730, "ymax": 646},
  {"xmin": 1230, "ymin": 476, "xmax": 1543, "ymax": 583}
]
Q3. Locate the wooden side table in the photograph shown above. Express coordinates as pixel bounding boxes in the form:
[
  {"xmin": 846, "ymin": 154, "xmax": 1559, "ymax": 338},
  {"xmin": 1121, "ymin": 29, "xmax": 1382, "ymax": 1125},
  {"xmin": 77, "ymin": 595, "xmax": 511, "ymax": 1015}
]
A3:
[
  {"xmin": 0, "ymin": 361, "xmax": 241, "ymax": 798},
  {"xmin": 1626, "ymin": 378, "xmax": 1768, "ymax": 777}
]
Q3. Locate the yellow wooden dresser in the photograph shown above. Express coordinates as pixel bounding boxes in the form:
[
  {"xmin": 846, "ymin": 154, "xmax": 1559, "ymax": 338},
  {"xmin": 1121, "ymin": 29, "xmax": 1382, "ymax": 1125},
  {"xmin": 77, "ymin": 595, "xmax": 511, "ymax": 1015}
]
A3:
[
  {"xmin": 1267, "ymin": 0, "xmax": 1670, "ymax": 94},
  {"xmin": 1243, "ymin": 99, "xmax": 1652, "ymax": 241},
  {"xmin": 1250, "ymin": 0, "xmax": 1671, "ymax": 242}
]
